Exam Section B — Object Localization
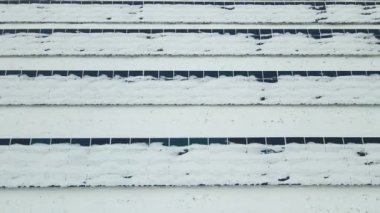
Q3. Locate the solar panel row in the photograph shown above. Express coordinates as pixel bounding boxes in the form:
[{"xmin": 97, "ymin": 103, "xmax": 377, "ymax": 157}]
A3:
[
  {"xmin": 1, "ymin": 29, "xmax": 379, "ymax": 40},
  {"xmin": 1, "ymin": 70, "xmax": 378, "ymax": 83},
  {"xmin": 0, "ymin": 0, "xmax": 378, "ymax": 5},
  {"xmin": 0, "ymin": 137, "xmax": 378, "ymax": 146}
]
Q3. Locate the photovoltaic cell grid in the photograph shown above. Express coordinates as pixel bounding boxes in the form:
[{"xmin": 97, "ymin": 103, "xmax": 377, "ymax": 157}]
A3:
[
  {"xmin": 1, "ymin": 29, "xmax": 379, "ymax": 40},
  {"xmin": 1, "ymin": 70, "xmax": 379, "ymax": 82},
  {"xmin": 0, "ymin": 137, "xmax": 379, "ymax": 146},
  {"xmin": 0, "ymin": 0, "xmax": 378, "ymax": 5}
]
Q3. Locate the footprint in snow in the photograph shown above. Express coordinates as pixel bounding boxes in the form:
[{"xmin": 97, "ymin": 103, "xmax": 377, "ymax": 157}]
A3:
[
  {"xmin": 278, "ymin": 176, "xmax": 290, "ymax": 182},
  {"xmin": 178, "ymin": 149, "xmax": 189, "ymax": 156}
]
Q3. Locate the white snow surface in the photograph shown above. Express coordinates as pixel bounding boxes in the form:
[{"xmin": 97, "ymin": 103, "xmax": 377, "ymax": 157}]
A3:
[
  {"xmin": 1, "ymin": 4, "xmax": 379, "ymax": 24},
  {"xmin": 0, "ymin": 143, "xmax": 379, "ymax": 187},
  {"xmin": 3, "ymin": 23, "xmax": 379, "ymax": 29},
  {"xmin": 1, "ymin": 186, "xmax": 380, "ymax": 213},
  {"xmin": 0, "ymin": 32, "xmax": 379, "ymax": 56},
  {"xmin": 1, "ymin": 106, "xmax": 379, "ymax": 138},
  {"xmin": 0, "ymin": 75, "xmax": 379, "ymax": 105},
  {"xmin": 1, "ymin": 56, "xmax": 380, "ymax": 70}
]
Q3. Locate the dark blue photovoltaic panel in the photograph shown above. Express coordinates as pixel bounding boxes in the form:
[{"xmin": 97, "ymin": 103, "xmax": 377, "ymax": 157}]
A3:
[
  {"xmin": 209, "ymin": 138, "xmax": 228, "ymax": 145},
  {"xmin": 90, "ymin": 29, "xmax": 102, "ymax": 33},
  {"xmin": 189, "ymin": 138, "xmax": 208, "ymax": 145},
  {"xmin": 174, "ymin": 71, "xmax": 189, "ymax": 78},
  {"xmin": 285, "ymin": 137, "xmax": 305, "ymax": 144},
  {"xmin": 71, "ymin": 138, "xmax": 91, "ymax": 146},
  {"xmin": 266, "ymin": 137, "xmax": 285, "ymax": 145},
  {"xmin": 6, "ymin": 70, "xmax": 21, "ymax": 76},
  {"xmin": 344, "ymin": 29, "xmax": 356, "ymax": 34},
  {"xmin": 53, "ymin": 29, "xmax": 65, "ymax": 33},
  {"xmin": 91, "ymin": 138, "xmax": 110, "ymax": 145},
  {"xmin": 248, "ymin": 29, "xmax": 260, "ymax": 39},
  {"xmin": 145, "ymin": 71, "xmax": 159, "ymax": 78},
  {"xmin": 228, "ymin": 138, "xmax": 247, "ymax": 144},
  {"xmin": 22, "ymin": 70, "xmax": 36, "ymax": 77},
  {"xmin": 247, "ymin": 137, "xmax": 266, "ymax": 144},
  {"xmin": 363, "ymin": 137, "xmax": 380, "ymax": 144},
  {"xmin": 272, "ymin": 29, "xmax": 285, "ymax": 34},
  {"xmin": 98, "ymin": 71, "xmax": 113, "ymax": 78},
  {"xmin": 3, "ymin": 29, "xmax": 16, "ymax": 34},
  {"xmin": 51, "ymin": 138, "xmax": 71, "ymax": 144},
  {"xmin": 325, "ymin": 137, "xmax": 344, "ymax": 144},
  {"xmin": 160, "ymin": 70, "xmax": 174, "ymax": 78},
  {"xmin": 189, "ymin": 71, "xmax": 204, "ymax": 78},
  {"xmin": 115, "ymin": 29, "xmax": 127, "ymax": 33},
  {"xmin": 224, "ymin": 29, "xmax": 236, "ymax": 35},
  {"xmin": 322, "ymin": 71, "xmax": 337, "ymax": 77},
  {"xmin": 176, "ymin": 29, "xmax": 188, "ymax": 33},
  {"xmin": 11, "ymin": 138, "xmax": 30, "ymax": 145},
  {"xmin": 131, "ymin": 138, "xmax": 149, "ymax": 144},
  {"xmin": 65, "ymin": 29, "xmax": 78, "ymax": 33},
  {"xmin": 343, "ymin": 137, "xmax": 363, "ymax": 144},
  {"xmin": 15, "ymin": 29, "xmax": 28, "ymax": 33},
  {"xmin": 83, "ymin": 71, "xmax": 98, "ymax": 77},
  {"xmin": 188, "ymin": 29, "xmax": 200, "ymax": 33},
  {"xmin": 68, "ymin": 70, "xmax": 83, "ymax": 77},
  {"xmin": 308, "ymin": 71, "xmax": 323, "ymax": 76},
  {"xmin": 367, "ymin": 71, "xmax": 380, "ymax": 76},
  {"xmin": 53, "ymin": 70, "xmax": 68, "ymax": 76},
  {"xmin": 352, "ymin": 71, "xmax": 367, "ymax": 76},
  {"xmin": 114, "ymin": 71, "xmax": 129, "ymax": 78},
  {"xmin": 170, "ymin": 138, "xmax": 189, "ymax": 146},
  {"xmin": 204, "ymin": 71, "xmax": 218, "ymax": 78},
  {"xmin": 292, "ymin": 71, "xmax": 307, "ymax": 76},
  {"xmin": 296, "ymin": 29, "xmax": 308, "ymax": 35},
  {"xmin": 305, "ymin": 137, "xmax": 324, "ymax": 144},
  {"xmin": 284, "ymin": 29, "xmax": 296, "ymax": 34},
  {"xmin": 129, "ymin": 70, "xmax": 143, "ymax": 77},
  {"xmin": 248, "ymin": 71, "xmax": 263, "ymax": 80},
  {"xmin": 236, "ymin": 29, "xmax": 248, "ymax": 34},
  {"xmin": 111, "ymin": 138, "xmax": 130, "ymax": 144},
  {"xmin": 40, "ymin": 29, "xmax": 53, "ymax": 34},
  {"xmin": 77, "ymin": 29, "xmax": 90, "ymax": 33},
  {"xmin": 164, "ymin": 29, "xmax": 176, "ymax": 33},
  {"xmin": 263, "ymin": 71, "xmax": 278, "ymax": 83},
  {"xmin": 150, "ymin": 138, "xmax": 169, "ymax": 146},
  {"xmin": 139, "ymin": 29, "xmax": 151, "ymax": 34},
  {"xmin": 0, "ymin": 139, "xmax": 10, "ymax": 146},
  {"xmin": 219, "ymin": 71, "xmax": 233, "ymax": 77},
  {"xmin": 278, "ymin": 71, "xmax": 292, "ymax": 76},
  {"xmin": 234, "ymin": 71, "xmax": 248, "ymax": 77},
  {"xmin": 356, "ymin": 29, "xmax": 369, "ymax": 34},
  {"xmin": 31, "ymin": 138, "xmax": 50, "ymax": 145},
  {"xmin": 37, "ymin": 70, "xmax": 53, "ymax": 76},
  {"xmin": 199, "ymin": 29, "xmax": 211, "ymax": 33},
  {"xmin": 332, "ymin": 29, "xmax": 345, "ymax": 34},
  {"xmin": 103, "ymin": 29, "xmax": 115, "ymax": 33},
  {"xmin": 151, "ymin": 29, "xmax": 163, "ymax": 34}
]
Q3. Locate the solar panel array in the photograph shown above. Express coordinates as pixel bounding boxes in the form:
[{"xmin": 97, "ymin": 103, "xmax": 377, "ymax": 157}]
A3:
[
  {"xmin": 1, "ymin": 70, "xmax": 379, "ymax": 82},
  {"xmin": 1, "ymin": 137, "xmax": 379, "ymax": 146},
  {"xmin": 1, "ymin": 29, "xmax": 379, "ymax": 40},
  {"xmin": 0, "ymin": 1, "xmax": 379, "ymax": 148},
  {"xmin": 0, "ymin": 0, "xmax": 378, "ymax": 5}
]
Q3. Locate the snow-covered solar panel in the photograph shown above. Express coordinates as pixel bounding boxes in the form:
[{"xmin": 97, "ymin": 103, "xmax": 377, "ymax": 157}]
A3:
[
  {"xmin": 0, "ymin": 0, "xmax": 378, "ymax": 5},
  {"xmin": 1, "ymin": 137, "xmax": 379, "ymax": 146},
  {"xmin": 1, "ymin": 70, "xmax": 378, "ymax": 81},
  {"xmin": 1, "ymin": 28, "xmax": 379, "ymax": 38}
]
